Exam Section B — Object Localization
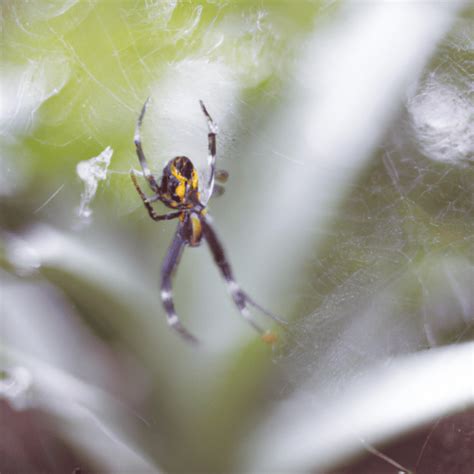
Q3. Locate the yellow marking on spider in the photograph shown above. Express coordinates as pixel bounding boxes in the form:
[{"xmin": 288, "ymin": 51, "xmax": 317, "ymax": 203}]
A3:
[
  {"xmin": 171, "ymin": 162, "xmax": 192, "ymax": 201},
  {"xmin": 171, "ymin": 163, "xmax": 186, "ymax": 181},
  {"xmin": 191, "ymin": 169, "xmax": 199, "ymax": 189},
  {"xmin": 175, "ymin": 182, "xmax": 185, "ymax": 199},
  {"xmin": 171, "ymin": 164, "xmax": 186, "ymax": 180},
  {"xmin": 170, "ymin": 163, "xmax": 178, "ymax": 178},
  {"xmin": 190, "ymin": 214, "xmax": 202, "ymax": 244}
]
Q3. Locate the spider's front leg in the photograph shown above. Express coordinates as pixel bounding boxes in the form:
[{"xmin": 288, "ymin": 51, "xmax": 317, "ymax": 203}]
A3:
[
  {"xmin": 199, "ymin": 100, "xmax": 219, "ymax": 198},
  {"xmin": 161, "ymin": 228, "xmax": 199, "ymax": 344},
  {"xmin": 130, "ymin": 170, "xmax": 181, "ymax": 222},
  {"xmin": 134, "ymin": 98, "xmax": 160, "ymax": 193}
]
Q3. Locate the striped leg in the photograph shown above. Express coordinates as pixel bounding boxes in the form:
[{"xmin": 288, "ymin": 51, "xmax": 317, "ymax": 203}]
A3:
[
  {"xmin": 134, "ymin": 97, "xmax": 160, "ymax": 193},
  {"xmin": 201, "ymin": 216, "xmax": 283, "ymax": 337},
  {"xmin": 130, "ymin": 169, "xmax": 181, "ymax": 221},
  {"xmin": 161, "ymin": 229, "xmax": 198, "ymax": 344},
  {"xmin": 130, "ymin": 170, "xmax": 181, "ymax": 222},
  {"xmin": 199, "ymin": 100, "xmax": 218, "ymax": 198}
]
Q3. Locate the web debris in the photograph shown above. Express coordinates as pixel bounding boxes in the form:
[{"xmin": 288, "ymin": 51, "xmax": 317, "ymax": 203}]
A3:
[
  {"xmin": 76, "ymin": 146, "xmax": 113, "ymax": 225},
  {"xmin": 407, "ymin": 72, "xmax": 474, "ymax": 166}
]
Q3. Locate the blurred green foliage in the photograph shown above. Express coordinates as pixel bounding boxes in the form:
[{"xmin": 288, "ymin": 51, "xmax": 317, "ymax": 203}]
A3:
[{"xmin": 1, "ymin": 1, "xmax": 473, "ymax": 473}]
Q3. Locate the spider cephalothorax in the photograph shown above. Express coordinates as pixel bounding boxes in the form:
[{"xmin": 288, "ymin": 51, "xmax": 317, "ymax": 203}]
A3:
[{"xmin": 130, "ymin": 99, "xmax": 284, "ymax": 344}]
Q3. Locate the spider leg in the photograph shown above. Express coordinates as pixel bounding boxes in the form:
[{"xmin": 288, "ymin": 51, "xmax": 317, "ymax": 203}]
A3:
[
  {"xmin": 135, "ymin": 98, "xmax": 160, "ymax": 193},
  {"xmin": 201, "ymin": 216, "xmax": 284, "ymax": 337},
  {"xmin": 130, "ymin": 170, "xmax": 181, "ymax": 221},
  {"xmin": 243, "ymin": 294, "xmax": 288, "ymax": 326},
  {"xmin": 199, "ymin": 100, "xmax": 218, "ymax": 198},
  {"xmin": 161, "ymin": 227, "xmax": 199, "ymax": 344}
]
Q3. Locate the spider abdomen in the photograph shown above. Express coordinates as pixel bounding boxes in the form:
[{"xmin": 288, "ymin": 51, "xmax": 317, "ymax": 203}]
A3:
[
  {"xmin": 161, "ymin": 156, "xmax": 200, "ymax": 207},
  {"xmin": 183, "ymin": 211, "xmax": 204, "ymax": 247}
]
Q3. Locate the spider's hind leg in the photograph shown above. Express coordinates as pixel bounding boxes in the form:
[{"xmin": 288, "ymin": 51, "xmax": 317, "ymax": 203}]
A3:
[
  {"xmin": 202, "ymin": 216, "xmax": 285, "ymax": 342},
  {"xmin": 161, "ymin": 229, "xmax": 199, "ymax": 344},
  {"xmin": 242, "ymin": 293, "xmax": 288, "ymax": 326},
  {"xmin": 227, "ymin": 283, "xmax": 287, "ymax": 335},
  {"xmin": 227, "ymin": 281, "xmax": 267, "ymax": 335},
  {"xmin": 223, "ymin": 267, "xmax": 286, "ymax": 345}
]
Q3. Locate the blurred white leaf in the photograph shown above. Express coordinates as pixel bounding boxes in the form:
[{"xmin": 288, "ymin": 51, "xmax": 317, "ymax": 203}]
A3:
[
  {"xmin": 241, "ymin": 342, "xmax": 474, "ymax": 473},
  {"xmin": 0, "ymin": 346, "xmax": 162, "ymax": 473}
]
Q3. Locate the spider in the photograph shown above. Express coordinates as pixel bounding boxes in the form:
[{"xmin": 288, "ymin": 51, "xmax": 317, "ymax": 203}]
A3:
[{"xmin": 130, "ymin": 98, "xmax": 284, "ymax": 344}]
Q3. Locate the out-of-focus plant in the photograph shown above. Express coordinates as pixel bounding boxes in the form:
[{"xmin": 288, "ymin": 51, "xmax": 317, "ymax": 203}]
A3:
[{"xmin": 1, "ymin": 1, "xmax": 473, "ymax": 473}]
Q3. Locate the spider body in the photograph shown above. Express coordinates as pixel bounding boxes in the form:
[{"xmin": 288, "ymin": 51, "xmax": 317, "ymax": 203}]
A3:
[
  {"xmin": 161, "ymin": 156, "xmax": 201, "ymax": 208},
  {"xmin": 180, "ymin": 210, "xmax": 205, "ymax": 247},
  {"xmin": 131, "ymin": 99, "xmax": 283, "ymax": 344}
]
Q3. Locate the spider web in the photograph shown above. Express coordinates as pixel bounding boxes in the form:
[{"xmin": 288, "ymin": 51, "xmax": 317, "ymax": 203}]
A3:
[{"xmin": 1, "ymin": 2, "xmax": 473, "ymax": 473}]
